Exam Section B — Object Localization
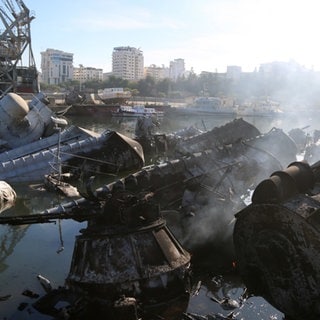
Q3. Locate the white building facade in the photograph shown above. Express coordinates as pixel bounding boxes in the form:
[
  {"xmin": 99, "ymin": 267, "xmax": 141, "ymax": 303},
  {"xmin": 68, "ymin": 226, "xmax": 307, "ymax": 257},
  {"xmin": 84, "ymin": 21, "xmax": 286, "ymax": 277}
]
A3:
[
  {"xmin": 169, "ymin": 58, "xmax": 185, "ymax": 81},
  {"xmin": 73, "ymin": 66, "xmax": 103, "ymax": 82},
  {"xmin": 112, "ymin": 46, "xmax": 144, "ymax": 80},
  {"xmin": 40, "ymin": 48, "xmax": 73, "ymax": 84},
  {"xmin": 226, "ymin": 65, "xmax": 242, "ymax": 80},
  {"xmin": 144, "ymin": 64, "xmax": 169, "ymax": 80}
]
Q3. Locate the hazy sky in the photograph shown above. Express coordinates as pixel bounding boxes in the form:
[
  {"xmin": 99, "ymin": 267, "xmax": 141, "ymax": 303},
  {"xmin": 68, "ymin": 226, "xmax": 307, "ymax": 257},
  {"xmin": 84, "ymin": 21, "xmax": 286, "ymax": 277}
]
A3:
[{"xmin": 23, "ymin": 0, "xmax": 320, "ymax": 74}]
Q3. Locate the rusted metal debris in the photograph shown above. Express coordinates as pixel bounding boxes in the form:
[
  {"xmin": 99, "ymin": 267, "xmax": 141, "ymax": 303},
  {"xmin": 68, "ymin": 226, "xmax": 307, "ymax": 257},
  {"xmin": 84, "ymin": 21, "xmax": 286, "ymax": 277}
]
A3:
[
  {"xmin": 43, "ymin": 173, "xmax": 80, "ymax": 197},
  {"xmin": 0, "ymin": 181, "xmax": 16, "ymax": 204},
  {"xmin": 0, "ymin": 118, "xmax": 305, "ymax": 318},
  {"xmin": 8, "ymin": 124, "xmax": 291, "ymax": 258},
  {"xmin": 31, "ymin": 192, "xmax": 191, "ymax": 319},
  {"xmin": 288, "ymin": 125, "xmax": 320, "ymax": 164},
  {"xmin": 165, "ymin": 117, "xmax": 262, "ymax": 156},
  {"xmin": 234, "ymin": 160, "xmax": 320, "ymax": 320},
  {"xmin": 136, "ymin": 117, "xmax": 262, "ymax": 159},
  {"xmin": 0, "ymin": 120, "xmax": 299, "ymax": 249},
  {"xmin": 0, "ymin": 92, "xmax": 145, "ymax": 183}
]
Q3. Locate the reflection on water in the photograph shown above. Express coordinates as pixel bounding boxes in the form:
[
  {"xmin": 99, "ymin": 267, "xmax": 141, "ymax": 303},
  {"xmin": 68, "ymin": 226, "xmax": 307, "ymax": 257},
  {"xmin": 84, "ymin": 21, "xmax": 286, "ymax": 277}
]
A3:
[{"xmin": 1, "ymin": 111, "xmax": 314, "ymax": 319}]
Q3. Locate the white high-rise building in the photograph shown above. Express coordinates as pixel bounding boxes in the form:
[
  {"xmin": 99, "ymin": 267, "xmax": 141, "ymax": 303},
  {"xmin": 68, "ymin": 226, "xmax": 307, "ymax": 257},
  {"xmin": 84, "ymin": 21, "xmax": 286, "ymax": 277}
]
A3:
[
  {"xmin": 169, "ymin": 58, "xmax": 185, "ymax": 81},
  {"xmin": 112, "ymin": 46, "xmax": 144, "ymax": 80},
  {"xmin": 40, "ymin": 48, "xmax": 73, "ymax": 85},
  {"xmin": 226, "ymin": 65, "xmax": 242, "ymax": 80}
]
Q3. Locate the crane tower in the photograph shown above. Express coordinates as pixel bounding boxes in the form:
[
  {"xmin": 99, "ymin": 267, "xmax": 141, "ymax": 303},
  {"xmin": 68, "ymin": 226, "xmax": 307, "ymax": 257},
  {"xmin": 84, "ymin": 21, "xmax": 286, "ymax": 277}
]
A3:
[{"xmin": 0, "ymin": 0, "xmax": 38, "ymax": 96}]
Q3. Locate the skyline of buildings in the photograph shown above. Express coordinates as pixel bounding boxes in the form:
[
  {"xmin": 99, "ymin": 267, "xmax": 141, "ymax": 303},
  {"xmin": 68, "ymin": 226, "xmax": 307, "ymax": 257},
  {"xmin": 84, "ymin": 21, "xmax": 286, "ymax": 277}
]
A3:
[
  {"xmin": 39, "ymin": 46, "xmax": 187, "ymax": 85},
  {"xmin": 39, "ymin": 46, "xmax": 314, "ymax": 86}
]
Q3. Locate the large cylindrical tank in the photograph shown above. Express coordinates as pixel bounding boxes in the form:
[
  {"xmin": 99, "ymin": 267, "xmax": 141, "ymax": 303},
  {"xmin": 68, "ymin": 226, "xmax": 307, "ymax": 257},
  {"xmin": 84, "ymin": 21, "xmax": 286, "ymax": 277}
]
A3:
[
  {"xmin": 0, "ymin": 92, "xmax": 29, "ymax": 124},
  {"xmin": 234, "ymin": 161, "xmax": 320, "ymax": 320}
]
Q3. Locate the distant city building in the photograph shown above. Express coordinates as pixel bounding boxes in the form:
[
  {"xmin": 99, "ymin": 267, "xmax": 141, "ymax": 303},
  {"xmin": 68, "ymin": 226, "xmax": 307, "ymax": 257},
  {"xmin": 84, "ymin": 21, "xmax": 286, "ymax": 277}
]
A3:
[
  {"xmin": 200, "ymin": 70, "xmax": 226, "ymax": 79},
  {"xmin": 259, "ymin": 60, "xmax": 306, "ymax": 76},
  {"xmin": 73, "ymin": 65, "xmax": 103, "ymax": 82},
  {"xmin": 112, "ymin": 46, "xmax": 144, "ymax": 80},
  {"xmin": 144, "ymin": 64, "xmax": 169, "ymax": 80},
  {"xmin": 169, "ymin": 58, "xmax": 185, "ymax": 81},
  {"xmin": 103, "ymin": 72, "xmax": 113, "ymax": 80},
  {"xmin": 226, "ymin": 65, "xmax": 242, "ymax": 80},
  {"xmin": 40, "ymin": 48, "xmax": 73, "ymax": 84}
]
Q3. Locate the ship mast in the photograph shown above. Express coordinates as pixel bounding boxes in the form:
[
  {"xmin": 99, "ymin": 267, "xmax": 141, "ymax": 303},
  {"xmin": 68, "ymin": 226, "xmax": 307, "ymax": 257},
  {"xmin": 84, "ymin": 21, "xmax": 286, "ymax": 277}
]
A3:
[{"xmin": 0, "ymin": 0, "xmax": 38, "ymax": 96}]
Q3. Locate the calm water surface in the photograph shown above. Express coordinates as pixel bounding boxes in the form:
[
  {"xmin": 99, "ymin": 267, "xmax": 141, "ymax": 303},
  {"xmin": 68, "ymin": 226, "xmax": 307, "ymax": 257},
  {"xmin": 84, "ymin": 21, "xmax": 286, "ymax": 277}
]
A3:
[{"xmin": 0, "ymin": 110, "xmax": 318, "ymax": 319}]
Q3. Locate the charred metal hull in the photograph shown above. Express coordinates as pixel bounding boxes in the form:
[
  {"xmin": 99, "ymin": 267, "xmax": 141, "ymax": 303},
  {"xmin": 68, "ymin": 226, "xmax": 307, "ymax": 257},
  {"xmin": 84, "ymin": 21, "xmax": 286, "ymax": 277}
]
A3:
[
  {"xmin": 0, "ymin": 92, "xmax": 144, "ymax": 183},
  {"xmin": 42, "ymin": 135, "xmax": 287, "ymax": 254},
  {"xmin": 0, "ymin": 127, "xmax": 144, "ymax": 183},
  {"xmin": 234, "ymin": 161, "xmax": 320, "ymax": 320},
  {"xmin": 165, "ymin": 118, "xmax": 262, "ymax": 156},
  {"xmin": 65, "ymin": 130, "xmax": 145, "ymax": 179},
  {"xmin": 141, "ymin": 118, "xmax": 297, "ymax": 177},
  {"xmin": 243, "ymin": 127, "xmax": 298, "ymax": 168},
  {"xmin": 179, "ymin": 117, "xmax": 261, "ymax": 145}
]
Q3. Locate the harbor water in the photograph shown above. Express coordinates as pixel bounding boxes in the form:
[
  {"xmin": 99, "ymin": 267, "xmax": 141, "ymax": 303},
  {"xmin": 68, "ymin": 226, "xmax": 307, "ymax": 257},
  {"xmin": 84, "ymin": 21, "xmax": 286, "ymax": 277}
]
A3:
[{"xmin": 0, "ymin": 110, "xmax": 318, "ymax": 319}]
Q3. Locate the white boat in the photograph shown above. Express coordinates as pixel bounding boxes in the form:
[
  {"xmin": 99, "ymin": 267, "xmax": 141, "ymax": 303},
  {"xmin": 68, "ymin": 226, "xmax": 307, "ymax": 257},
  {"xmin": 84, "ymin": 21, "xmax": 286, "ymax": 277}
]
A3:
[
  {"xmin": 236, "ymin": 99, "xmax": 283, "ymax": 117},
  {"xmin": 170, "ymin": 96, "xmax": 236, "ymax": 116},
  {"xmin": 112, "ymin": 105, "xmax": 164, "ymax": 118},
  {"xmin": 97, "ymin": 87, "xmax": 132, "ymax": 105}
]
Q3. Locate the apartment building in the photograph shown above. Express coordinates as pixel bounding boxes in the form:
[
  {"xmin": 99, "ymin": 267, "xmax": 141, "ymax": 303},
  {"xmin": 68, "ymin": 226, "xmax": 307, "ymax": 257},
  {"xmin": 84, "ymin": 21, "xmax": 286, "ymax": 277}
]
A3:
[
  {"xmin": 144, "ymin": 64, "xmax": 169, "ymax": 80},
  {"xmin": 73, "ymin": 65, "xmax": 103, "ymax": 82},
  {"xmin": 112, "ymin": 46, "xmax": 144, "ymax": 80},
  {"xmin": 226, "ymin": 65, "xmax": 242, "ymax": 80},
  {"xmin": 40, "ymin": 48, "xmax": 73, "ymax": 85},
  {"xmin": 169, "ymin": 58, "xmax": 185, "ymax": 80}
]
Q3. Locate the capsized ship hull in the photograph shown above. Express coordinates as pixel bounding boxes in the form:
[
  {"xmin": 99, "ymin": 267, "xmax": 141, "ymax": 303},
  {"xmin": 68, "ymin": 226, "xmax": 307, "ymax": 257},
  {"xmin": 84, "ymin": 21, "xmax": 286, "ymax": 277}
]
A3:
[
  {"xmin": 0, "ymin": 92, "xmax": 144, "ymax": 183},
  {"xmin": 0, "ymin": 126, "xmax": 144, "ymax": 183}
]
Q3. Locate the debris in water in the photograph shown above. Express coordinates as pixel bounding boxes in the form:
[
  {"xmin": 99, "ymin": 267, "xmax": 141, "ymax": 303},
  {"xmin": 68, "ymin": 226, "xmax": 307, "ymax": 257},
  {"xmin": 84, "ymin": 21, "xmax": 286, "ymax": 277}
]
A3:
[{"xmin": 37, "ymin": 274, "xmax": 53, "ymax": 293}]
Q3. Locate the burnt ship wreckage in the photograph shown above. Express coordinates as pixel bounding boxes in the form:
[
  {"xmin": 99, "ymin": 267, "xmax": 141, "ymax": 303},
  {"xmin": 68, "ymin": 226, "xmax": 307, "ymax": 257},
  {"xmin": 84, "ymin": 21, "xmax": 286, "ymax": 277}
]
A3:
[
  {"xmin": 0, "ymin": 116, "xmax": 303, "ymax": 318},
  {"xmin": 0, "ymin": 92, "xmax": 144, "ymax": 183}
]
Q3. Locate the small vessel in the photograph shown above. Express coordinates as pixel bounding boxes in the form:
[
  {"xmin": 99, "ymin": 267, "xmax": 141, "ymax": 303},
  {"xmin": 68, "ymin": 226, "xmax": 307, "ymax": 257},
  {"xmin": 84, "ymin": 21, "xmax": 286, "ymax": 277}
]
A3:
[
  {"xmin": 97, "ymin": 87, "xmax": 132, "ymax": 105},
  {"xmin": 170, "ymin": 96, "xmax": 236, "ymax": 116},
  {"xmin": 236, "ymin": 99, "xmax": 283, "ymax": 117},
  {"xmin": 112, "ymin": 105, "xmax": 164, "ymax": 118},
  {"xmin": 63, "ymin": 88, "xmax": 133, "ymax": 116}
]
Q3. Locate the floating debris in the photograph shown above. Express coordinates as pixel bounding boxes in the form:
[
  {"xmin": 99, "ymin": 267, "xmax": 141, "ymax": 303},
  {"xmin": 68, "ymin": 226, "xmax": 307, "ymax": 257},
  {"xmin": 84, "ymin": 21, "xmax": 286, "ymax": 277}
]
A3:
[
  {"xmin": 0, "ymin": 181, "xmax": 16, "ymax": 207},
  {"xmin": 22, "ymin": 289, "xmax": 39, "ymax": 299},
  {"xmin": 37, "ymin": 274, "xmax": 53, "ymax": 293},
  {"xmin": 0, "ymin": 294, "xmax": 12, "ymax": 301}
]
